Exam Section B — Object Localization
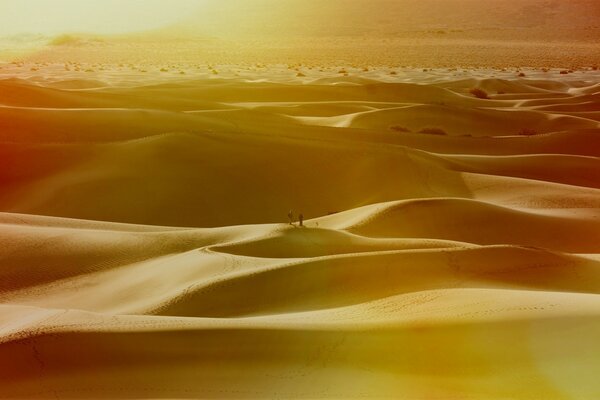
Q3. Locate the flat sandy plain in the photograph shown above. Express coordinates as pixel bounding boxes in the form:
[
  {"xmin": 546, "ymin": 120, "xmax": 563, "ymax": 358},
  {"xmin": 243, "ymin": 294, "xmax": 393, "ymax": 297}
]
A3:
[{"xmin": 0, "ymin": 62, "xmax": 600, "ymax": 398}]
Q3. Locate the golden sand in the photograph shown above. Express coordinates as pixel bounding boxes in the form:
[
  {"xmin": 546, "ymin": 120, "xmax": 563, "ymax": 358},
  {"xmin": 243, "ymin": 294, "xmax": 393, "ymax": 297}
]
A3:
[{"xmin": 0, "ymin": 61, "xmax": 598, "ymax": 398}]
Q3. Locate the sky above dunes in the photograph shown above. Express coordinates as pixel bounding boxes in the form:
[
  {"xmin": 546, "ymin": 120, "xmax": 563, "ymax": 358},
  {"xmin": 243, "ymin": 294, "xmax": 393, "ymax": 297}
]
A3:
[
  {"xmin": 177, "ymin": 0, "xmax": 600, "ymax": 37},
  {"xmin": 0, "ymin": 0, "xmax": 598, "ymax": 39},
  {"xmin": 0, "ymin": 0, "xmax": 204, "ymax": 35}
]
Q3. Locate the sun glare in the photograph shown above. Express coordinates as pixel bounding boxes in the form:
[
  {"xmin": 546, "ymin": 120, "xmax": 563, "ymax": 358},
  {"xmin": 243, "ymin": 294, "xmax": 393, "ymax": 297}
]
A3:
[{"xmin": 0, "ymin": 0, "xmax": 205, "ymax": 36}]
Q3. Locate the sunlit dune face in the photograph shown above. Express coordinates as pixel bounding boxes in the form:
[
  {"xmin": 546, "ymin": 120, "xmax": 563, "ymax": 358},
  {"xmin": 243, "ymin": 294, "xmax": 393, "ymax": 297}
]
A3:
[{"xmin": 0, "ymin": 0, "xmax": 205, "ymax": 36}]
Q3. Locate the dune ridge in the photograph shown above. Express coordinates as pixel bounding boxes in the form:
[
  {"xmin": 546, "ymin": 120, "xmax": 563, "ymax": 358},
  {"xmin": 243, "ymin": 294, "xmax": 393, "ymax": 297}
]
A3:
[{"xmin": 0, "ymin": 67, "xmax": 599, "ymax": 398}]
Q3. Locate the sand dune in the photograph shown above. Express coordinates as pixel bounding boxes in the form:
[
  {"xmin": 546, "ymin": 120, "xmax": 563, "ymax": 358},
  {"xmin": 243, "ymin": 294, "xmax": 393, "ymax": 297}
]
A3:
[{"xmin": 0, "ymin": 66, "xmax": 599, "ymax": 398}]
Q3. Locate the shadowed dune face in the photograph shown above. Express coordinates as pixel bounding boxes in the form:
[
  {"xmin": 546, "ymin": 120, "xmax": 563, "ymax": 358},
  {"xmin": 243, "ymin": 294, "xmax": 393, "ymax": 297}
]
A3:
[
  {"xmin": 0, "ymin": 65, "xmax": 599, "ymax": 399},
  {"xmin": 0, "ymin": 133, "xmax": 471, "ymax": 226}
]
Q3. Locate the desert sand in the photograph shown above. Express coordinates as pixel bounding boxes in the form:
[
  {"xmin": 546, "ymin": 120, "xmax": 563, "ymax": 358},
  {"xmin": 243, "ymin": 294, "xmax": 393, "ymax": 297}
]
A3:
[{"xmin": 0, "ymin": 60, "xmax": 598, "ymax": 399}]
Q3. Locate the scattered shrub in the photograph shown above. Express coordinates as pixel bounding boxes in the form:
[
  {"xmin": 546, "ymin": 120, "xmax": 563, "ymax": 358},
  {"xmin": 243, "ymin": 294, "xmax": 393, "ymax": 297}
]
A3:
[
  {"xmin": 419, "ymin": 127, "xmax": 448, "ymax": 136},
  {"xmin": 390, "ymin": 126, "xmax": 411, "ymax": 133},
  {"xmin": 469, "ymin": 88, "xmax": 489, "ymax": 99},
  {"xmin": 49, "ymin": 34, "xmax": 103, "ymax": 46},
  {"xmin": 519, "ymin": 128, "xmax": 538, "ymax": 136},
  {"xmin": 518, "ymin": 72, "xmax": 526, "ymax": 77},
  {"xmin": 49, "ymin": 34, "xmax": 81, "ymax": 46}
]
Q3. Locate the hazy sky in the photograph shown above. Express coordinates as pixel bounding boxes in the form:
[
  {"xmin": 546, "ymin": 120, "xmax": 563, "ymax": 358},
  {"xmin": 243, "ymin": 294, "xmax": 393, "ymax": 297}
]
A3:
[
  {"xmin": 1, "ymin": 0, "xmax": 598, "ymax": 39},
  {"xmin": 0, "ymin": 0, "xmax": 205, "ymax": 36}
]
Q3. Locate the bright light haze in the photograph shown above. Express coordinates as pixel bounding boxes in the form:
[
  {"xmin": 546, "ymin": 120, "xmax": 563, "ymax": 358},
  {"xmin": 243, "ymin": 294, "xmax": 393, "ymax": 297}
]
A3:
[{"xmin": 0, "ymin": 0, "xmax": 204, "ymax": 36}]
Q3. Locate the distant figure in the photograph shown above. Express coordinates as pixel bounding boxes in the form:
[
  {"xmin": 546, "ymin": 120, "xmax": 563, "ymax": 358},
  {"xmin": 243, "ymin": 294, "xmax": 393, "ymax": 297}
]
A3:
[
  {"xmin": 287, "ymin": 210, "xmax": 294, "ymax": 225},
  {"xmin": 298, "ymin": 213, "xmax": 304, "ymax": 227}
]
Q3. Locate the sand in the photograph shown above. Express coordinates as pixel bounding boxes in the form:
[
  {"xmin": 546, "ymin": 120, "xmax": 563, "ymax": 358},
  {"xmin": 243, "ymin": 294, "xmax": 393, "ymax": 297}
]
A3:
[
  {"xmin": 0, "ymin": 63, "xmax": 599, "ymax": 398},
  {"xmin": 3, "ymin": 0, "xmax": 600, "ymax": 69}
]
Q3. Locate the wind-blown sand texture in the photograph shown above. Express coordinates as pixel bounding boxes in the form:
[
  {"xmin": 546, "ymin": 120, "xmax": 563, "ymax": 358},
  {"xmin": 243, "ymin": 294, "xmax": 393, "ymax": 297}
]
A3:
[{"xmin": 1, "ymin": 65, "xmax": 599, "ymax": 399}]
